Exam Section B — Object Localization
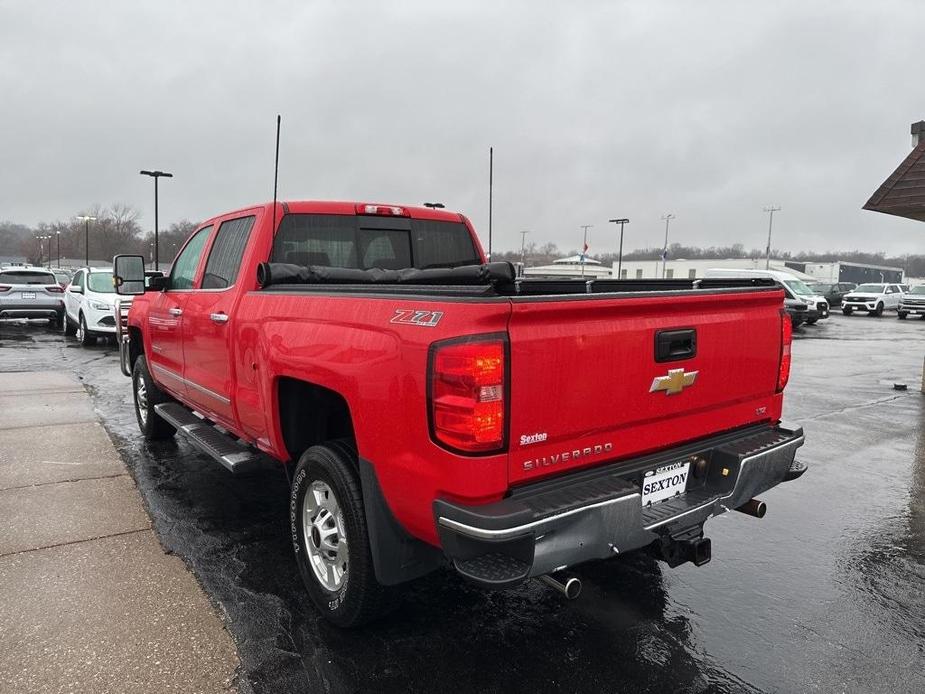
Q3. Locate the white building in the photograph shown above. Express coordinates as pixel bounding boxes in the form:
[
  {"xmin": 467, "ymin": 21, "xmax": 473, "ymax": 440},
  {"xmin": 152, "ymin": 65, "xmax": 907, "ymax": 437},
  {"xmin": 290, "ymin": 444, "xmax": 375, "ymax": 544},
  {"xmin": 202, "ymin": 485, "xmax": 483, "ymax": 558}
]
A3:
[
  {"xmin": 611, "ymin": 257, "xmax": 797, "ymax": 280},
  {"xmin": 524, "ymin": 255, "xmax": 613, "ymax": 278}
]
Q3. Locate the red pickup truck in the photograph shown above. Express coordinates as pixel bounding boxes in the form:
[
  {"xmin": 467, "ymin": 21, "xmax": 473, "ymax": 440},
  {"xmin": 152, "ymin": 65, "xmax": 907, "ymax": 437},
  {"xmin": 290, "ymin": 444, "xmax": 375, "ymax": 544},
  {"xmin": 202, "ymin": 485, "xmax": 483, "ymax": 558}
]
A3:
[{"xmin": 113, "ymin": 200, "xmax": 806, "ymax": 626}]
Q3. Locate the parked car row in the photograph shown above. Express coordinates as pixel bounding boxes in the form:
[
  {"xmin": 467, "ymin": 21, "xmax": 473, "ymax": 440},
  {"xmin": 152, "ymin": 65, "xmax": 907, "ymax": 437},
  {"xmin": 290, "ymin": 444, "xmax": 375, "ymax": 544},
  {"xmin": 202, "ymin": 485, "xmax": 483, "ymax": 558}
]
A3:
[{"xmin": 0, "ymin": 263, "xmax": 165, "ymax": 344}]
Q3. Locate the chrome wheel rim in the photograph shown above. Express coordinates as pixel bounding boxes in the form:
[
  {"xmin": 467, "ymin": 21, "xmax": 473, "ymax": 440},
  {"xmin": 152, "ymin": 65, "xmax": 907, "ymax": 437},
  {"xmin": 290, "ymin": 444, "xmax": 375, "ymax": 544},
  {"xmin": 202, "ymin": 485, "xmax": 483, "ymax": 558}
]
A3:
[
  {"xmin": 136, "ymin": 377, "xmax": 148, "ymax": 426},
  {"xmin": 77, "ymin": 317, "xmax": 85, "ymax": 343},
  {"xmin": 302, "ymin": 480, "xmax": 348, "ymax": 591}
]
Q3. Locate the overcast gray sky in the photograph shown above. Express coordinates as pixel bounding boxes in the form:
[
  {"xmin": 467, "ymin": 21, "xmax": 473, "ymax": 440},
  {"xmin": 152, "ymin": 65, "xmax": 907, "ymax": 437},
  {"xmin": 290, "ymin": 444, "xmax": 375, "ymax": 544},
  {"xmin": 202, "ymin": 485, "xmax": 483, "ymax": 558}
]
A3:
[{"xmin": 2, "ymin": 0, "xmax": 924, "ymax": 255}]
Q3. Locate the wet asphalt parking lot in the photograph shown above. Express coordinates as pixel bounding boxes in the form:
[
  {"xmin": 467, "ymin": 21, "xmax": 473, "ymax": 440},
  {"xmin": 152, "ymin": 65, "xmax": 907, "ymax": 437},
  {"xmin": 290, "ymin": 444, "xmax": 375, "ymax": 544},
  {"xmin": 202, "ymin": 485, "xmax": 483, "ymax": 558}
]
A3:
[{"xmin": 1, "ymin": 312, "xmax": 923, "ymax": 694}]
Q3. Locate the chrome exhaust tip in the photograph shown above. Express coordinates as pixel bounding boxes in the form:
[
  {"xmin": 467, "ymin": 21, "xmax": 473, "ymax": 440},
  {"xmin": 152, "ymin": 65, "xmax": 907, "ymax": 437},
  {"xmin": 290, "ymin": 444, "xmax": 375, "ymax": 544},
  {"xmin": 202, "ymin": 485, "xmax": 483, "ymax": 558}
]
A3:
[
  {"xmin": 539, "ymin": 574, "xmax": 582, "ymax": 600},
  {"xmin": 736, "ymin": 498, "xmax": 767, "ymax": 518}
]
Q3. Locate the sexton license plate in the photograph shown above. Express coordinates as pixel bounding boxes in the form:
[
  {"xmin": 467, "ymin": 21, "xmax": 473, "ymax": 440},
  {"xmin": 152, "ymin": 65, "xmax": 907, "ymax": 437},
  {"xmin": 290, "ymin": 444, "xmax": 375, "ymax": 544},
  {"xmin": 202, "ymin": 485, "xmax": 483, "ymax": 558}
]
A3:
[
  {"xmin": 21, "ymin": 292, "xmax": 36, "ymax": 299},
  {"xmin": 641, "ymin": 461, "xmax": 691, "ymax": 506}
]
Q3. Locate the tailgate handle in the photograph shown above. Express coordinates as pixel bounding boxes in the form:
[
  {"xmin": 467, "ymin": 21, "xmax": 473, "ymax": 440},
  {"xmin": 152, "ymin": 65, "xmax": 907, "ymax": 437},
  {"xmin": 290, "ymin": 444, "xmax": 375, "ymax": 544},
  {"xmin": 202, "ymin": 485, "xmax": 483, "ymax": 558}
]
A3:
[{"xmin": 655, "ymin": 329, "xmax": 697, "ymax": 362}]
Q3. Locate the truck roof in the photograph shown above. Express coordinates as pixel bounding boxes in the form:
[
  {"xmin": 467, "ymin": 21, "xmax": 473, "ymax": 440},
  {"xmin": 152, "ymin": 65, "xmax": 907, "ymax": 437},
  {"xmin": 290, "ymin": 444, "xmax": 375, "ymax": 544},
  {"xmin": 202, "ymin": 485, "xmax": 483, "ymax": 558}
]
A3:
[{"xmin": 203, "ymin": 200, "xmax": 465, "ymax": 225}]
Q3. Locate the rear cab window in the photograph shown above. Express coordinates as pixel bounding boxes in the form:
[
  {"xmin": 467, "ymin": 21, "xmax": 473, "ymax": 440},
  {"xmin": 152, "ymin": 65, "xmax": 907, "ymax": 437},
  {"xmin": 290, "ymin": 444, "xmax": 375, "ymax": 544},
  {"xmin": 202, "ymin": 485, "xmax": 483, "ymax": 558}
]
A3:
[{"xmin": 270, "ymin": 214, "xmax": 481, "ymax": 270}]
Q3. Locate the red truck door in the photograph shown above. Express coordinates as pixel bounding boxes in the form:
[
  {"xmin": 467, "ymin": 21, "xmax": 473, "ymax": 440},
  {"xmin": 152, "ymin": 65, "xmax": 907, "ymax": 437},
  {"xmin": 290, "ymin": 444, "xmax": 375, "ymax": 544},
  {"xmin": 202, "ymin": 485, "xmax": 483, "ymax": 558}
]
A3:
[
  {"xmin": 147, "ymin": 225, "xmax": 213, "ymax": 398},
  {"xmin": 180, "ymin": 215, "xmax": 256, "ymax": 426}
]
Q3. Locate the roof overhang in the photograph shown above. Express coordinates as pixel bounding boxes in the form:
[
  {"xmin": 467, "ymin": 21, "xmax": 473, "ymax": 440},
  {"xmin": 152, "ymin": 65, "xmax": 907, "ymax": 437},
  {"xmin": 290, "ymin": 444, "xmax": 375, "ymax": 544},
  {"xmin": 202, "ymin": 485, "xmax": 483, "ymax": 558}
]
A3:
[{"xmin": 863, "ymin": 139, "xmax": 925, "ymax": 222}]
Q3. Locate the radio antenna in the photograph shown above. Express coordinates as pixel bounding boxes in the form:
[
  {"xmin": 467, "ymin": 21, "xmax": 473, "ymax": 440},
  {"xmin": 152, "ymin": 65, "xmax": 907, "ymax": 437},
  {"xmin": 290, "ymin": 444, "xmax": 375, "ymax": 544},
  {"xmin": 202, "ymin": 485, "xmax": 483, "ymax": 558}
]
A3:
[
  {"xmin": 488, "ymin": 146, "xmax": 493, "ymax": 260},
  {"xmin": 272, "ymin": 114, "xmax": 281, "ymax": 233}
]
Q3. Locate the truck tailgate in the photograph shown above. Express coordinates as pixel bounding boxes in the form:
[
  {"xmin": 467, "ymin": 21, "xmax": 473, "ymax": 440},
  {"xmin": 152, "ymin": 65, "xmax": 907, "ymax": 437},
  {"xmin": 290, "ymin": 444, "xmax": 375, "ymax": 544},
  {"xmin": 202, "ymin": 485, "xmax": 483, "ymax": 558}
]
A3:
[{"xmin": 507, "ymin": 289, "xmax": 785, "ymax": 484}]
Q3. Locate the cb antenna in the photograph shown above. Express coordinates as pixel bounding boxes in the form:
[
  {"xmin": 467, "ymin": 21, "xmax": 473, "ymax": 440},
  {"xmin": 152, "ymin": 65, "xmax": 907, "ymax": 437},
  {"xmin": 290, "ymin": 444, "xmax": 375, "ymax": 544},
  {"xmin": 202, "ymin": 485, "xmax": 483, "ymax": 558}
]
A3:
[
  {"xmin": 272, "ymin": 114, "xmax": 281, "ymax": 233},
  {"xmin": 488, "ymin": 146, "xmax": 493, "ymax": 260}
]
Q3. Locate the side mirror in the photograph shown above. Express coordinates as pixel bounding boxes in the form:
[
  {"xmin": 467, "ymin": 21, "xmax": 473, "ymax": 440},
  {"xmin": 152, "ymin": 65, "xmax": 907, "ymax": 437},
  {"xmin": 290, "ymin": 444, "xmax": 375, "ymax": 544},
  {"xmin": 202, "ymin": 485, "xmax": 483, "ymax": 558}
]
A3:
[
  {"xmin": 113, "ymin": 255, "xmax": 146, "ymax": 295},
  {"xmin": 147, "ymin": 275, "xmax": 169, "ymax": 291}
]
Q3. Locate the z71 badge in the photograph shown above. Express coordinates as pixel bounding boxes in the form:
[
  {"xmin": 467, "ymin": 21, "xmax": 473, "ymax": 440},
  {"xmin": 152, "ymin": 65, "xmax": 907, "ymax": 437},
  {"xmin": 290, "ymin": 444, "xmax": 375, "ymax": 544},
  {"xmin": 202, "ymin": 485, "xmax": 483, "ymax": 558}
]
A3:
[{"xmin": 390, "ymin": 309, "xmax": 444, "ymax": 327}]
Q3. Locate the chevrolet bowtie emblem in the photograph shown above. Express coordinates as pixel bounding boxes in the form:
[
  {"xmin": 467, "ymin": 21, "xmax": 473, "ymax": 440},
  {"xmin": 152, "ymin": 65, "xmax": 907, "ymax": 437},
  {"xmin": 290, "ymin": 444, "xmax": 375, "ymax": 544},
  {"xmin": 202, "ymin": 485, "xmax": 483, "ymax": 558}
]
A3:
[{"xmin": 649, "ymin": 368, "xmax": 699, "ymax": 395}]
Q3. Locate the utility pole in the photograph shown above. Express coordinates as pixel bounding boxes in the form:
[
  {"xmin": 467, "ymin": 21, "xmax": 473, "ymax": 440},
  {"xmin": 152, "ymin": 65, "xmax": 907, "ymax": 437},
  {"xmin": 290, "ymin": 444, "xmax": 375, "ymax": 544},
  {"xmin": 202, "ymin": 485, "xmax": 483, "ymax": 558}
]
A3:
[
  {"xmin": 56, "ymin": 231, "xmax": 60, "ymax": 268},
  {"xmin": 76, "ymin": 215, "xmax": 96, "ymax": 266},
  {"xmin": 609, "ymin": 218, "xmax": 629, "ymax": 278},
  {"xmin": 140, "ymin": 170, "xmax": 174, "ymax": 271},
  {"xmin": 580, "ymin": 224, "xmax": 593, "ymax": 278},
  {"xmin": 520, "ymin": 230, "xmax": 530, "ymax": 266},
  {"xmin": 763, "ymin": 205, "xmax": 781, "ymax": 269},
  {"xmin": 660, "ymin": 214, "xmax": 675, "ymax": 278}
]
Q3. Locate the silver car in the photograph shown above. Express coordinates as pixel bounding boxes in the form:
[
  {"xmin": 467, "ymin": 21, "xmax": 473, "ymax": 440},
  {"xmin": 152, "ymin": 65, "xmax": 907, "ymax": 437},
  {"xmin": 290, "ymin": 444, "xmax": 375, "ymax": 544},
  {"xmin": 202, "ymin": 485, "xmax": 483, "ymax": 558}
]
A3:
[{"xmin": 0, "ymin": 268, "xmax": 66, "ymax": 326}]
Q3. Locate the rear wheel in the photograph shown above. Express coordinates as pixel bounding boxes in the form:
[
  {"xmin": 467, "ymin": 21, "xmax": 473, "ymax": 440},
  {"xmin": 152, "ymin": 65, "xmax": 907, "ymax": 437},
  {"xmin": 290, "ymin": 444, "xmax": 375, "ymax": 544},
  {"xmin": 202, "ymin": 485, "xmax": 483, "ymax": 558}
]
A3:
[
  {"xmin": 871, "ymin": 302, "xmax": 884, "ymax": 317},
  {"xmin": 132, "ymin": 356, "xmax": 176, "ymax": 440},
  {"xmin": 76, "ymin": 313, "xmax": 96, "ymax": 346},
  {"xmin": 898, "ymin": 311, "xmax": 908, "ymax": 320},
  {"xmin": 49, "ymin": 311, "xmax": 63, "ymax": 330},
  {"xmin": 290, "ymin": 440, "xmax": 391, "ymax": 627},
  {"xmin": 62, "ymin": 311, "xmax": 77, "ymax": 336}
]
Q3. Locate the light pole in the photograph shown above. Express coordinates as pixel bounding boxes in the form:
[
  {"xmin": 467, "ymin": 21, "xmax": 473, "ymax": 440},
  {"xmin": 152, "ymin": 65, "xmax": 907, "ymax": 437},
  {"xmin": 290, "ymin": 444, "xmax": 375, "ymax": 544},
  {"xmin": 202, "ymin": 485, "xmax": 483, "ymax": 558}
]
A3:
[
  {"xmin": 140, "ymin": 170, "xmax": 173, "ymax": 271},
  {"xmin": 56, "ymin": 231, "xmax": 60, "ymax": 268},
  {"xmin": 763, "ymin": 205, "xmax": 781, "ymax": 269},
  {"xmin": 660, "ymin": 214, "xmax": 675, "ymax": 278},
  {"xmin": 76, "ymin": 215, "xmax": 96, "ymax": 266},
  {"xmin": 46, "ymin": 236, "xmax": 52, "ymax": 268},
  {"xmin": 520, "ymin": 230, "xmax": 530, "ymax": 266},
  {"xmin": 609, "ymin": 218, "xmax": 629, "ymax": 279},
  {"xmin": 580, "ymin": 224, "xmax": 593, "ymax": 277}
]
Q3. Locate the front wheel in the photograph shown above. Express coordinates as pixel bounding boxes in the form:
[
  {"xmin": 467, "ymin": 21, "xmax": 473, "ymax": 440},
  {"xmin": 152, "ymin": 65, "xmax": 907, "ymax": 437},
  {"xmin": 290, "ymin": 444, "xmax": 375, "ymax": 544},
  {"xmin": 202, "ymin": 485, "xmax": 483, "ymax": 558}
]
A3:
[
  {"xmin": 871, "ymin": 302, "xmax": 884, "ymax": 317},
  {"xmin": 132, "ymin": 356, "xmax": 176, "ymax": 440},
  {"xmin": 76, "ymin": 313, "xmax": 96, "ymax": 346},
  {"xmin": 842, "ymin": 307, "xmax": 853, "ymax": 315},
  {"xmin": 898, "ymin": 311, "xmax": 908, "ymax": 320},
  {"xmin": 290, "ymin": 440, "xmax": 390, "ymax": 627}
]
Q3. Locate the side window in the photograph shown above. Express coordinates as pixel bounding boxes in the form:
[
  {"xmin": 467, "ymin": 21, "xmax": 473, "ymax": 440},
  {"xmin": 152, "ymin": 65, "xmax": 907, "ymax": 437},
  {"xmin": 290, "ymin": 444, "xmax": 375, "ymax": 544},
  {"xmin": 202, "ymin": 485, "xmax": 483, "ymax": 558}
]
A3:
[
  {"xmin": 620, "ymin": 269, "xmax": 628, "ymax": 279},
  {"xmin": 688, "ymin": 269, "xmax": 696, "ymax": 279},
  {"xmin": 666, "ymin": 269, "xmax": 674, "ymax": 279},
  {"xmin": 202, "ymin": 216, "xmax": 255, "ymax": 289},
  {"xmin": 73, "ymin": 270, "xmax": 84, "ymax": 289},
  {"xmin": 170, "ymin": 226, "xmax": 212, "ymax": 290},
  {"xmin": 635, "ymin": 269, "xmax": 643, "ymax": 279}
]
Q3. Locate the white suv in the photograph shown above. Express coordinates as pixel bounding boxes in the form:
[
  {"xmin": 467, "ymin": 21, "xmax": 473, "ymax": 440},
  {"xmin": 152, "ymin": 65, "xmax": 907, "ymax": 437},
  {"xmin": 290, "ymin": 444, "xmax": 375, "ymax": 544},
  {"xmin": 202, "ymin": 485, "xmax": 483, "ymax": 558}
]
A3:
[
  {"xmin": 841, "ymin": 283, "xmax": 904, "ymax": 317},
  {"xmin": 63, "ymin": 267, "xmax": 130, "ymax": 345}
]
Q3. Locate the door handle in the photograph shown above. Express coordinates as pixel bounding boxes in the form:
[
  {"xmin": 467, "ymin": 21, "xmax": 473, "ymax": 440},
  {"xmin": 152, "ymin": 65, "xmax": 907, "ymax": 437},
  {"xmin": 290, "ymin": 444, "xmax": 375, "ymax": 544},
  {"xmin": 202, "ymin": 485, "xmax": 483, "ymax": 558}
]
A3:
[
  {"xmin": 210, "ymin": 312, "xmax": 229, "ymax": 323},
  {"xmin": 168, "ymin": 307, "xmax": 183, "ymax": 317}
]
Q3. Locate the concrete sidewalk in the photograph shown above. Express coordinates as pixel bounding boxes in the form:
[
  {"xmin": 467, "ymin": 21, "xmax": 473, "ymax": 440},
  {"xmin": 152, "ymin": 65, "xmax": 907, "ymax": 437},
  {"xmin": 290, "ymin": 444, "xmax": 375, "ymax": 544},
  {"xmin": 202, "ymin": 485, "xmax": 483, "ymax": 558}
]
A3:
[{"xmin": 0, "ymin": 371, "xmax": 239, "ymax": 693}]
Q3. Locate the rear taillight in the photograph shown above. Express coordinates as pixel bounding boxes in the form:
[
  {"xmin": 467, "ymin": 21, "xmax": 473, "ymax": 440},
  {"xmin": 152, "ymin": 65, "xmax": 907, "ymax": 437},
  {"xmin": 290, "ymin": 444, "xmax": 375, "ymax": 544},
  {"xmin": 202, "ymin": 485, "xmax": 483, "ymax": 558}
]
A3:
[
  {"xmin": 45, "ymin": 285, "xmax": 64, "ymax": 293},
  {"xmin": 429, "ymin": 336, "xmax": 507, "ymax": 453},
  {"xmin": 0, "ymin": 285, "xmax": 10, "ymax": 293},
  {"xmin": 777, "ymin": 309, "xmax": 792, "ymax": 392}
]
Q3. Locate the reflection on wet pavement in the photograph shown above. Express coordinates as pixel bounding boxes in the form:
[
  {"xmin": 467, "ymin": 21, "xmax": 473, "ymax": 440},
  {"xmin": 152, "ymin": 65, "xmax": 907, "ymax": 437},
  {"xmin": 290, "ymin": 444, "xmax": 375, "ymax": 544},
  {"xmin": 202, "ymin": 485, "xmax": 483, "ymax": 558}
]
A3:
[{"xmin": 2, "ymin": 314, "xmax": 924, "ymax": 693}]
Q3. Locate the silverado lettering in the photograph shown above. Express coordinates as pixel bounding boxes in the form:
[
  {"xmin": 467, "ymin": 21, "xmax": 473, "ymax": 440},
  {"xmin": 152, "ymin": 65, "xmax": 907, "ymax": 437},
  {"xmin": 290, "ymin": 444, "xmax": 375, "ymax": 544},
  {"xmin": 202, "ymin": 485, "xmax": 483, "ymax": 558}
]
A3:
[{"xmin": 114, "ymin": 199, "xmax": 806, "ymax": 628}]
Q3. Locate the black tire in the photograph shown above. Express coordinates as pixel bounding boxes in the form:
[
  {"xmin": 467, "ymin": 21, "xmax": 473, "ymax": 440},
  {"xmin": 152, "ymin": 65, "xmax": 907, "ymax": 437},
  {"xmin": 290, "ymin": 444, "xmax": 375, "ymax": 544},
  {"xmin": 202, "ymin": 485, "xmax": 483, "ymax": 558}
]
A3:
[
  {"xmin": 131, "ymin": 355, "xmax": 176, "ymax": 440},
  {"xmin": 290, "ymin": 440, "xmax": 391, "ymax": 627},
  {"xmin": 805, "ymin": 318, "xmax": 818, "ymax": 325},
  {"xmin": 49, "ymin": 311, "xmax": 63, "ymax": 330},
  {"xmin": 77, "ymin": 312, "xmax": 96, "ymax": 346},
  {"xmin": 871, "ymin": 302, "xmax": 884, "ymax": 317},
  {"xmin": 898, "ymin": 311, "xmax": 908, "ymax": 320},
  {"xmin": 63, "ymin": 311, "xmax": 77, "ymax": 336},
  {"xmin": 842, "ymin": 307, "xmax": 853, "ymax": 315}
]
